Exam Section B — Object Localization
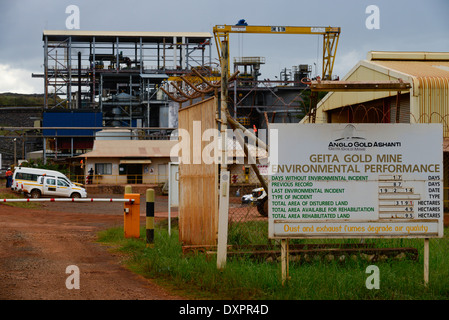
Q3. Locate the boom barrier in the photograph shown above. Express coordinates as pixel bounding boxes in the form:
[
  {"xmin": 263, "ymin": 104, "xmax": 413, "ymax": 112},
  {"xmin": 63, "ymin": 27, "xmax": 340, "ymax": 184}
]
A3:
[
  {"xmin": 3, "ymin": 191, "xmax": 149, "ymax": 241},
  {"xmin": 1, "ymin": 198, "xmax": 135, "ymax": 203}
]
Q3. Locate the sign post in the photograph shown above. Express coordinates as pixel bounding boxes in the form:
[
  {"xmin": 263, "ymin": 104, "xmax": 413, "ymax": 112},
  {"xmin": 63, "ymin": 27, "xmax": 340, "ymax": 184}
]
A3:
[
  {"xmin": 281, "ymin": 239, "xmax": 289, "ymax": 286},
  {"xmin": 168, "ymin": 162, "xmax": 179, "ymax": 236},
  {"xmin": 217, "ymin": 170, "xmax": 230, "ymax": 269},
  {"xmin": 268, "ymin": 123, "xmax": 444, "ymax": 285},
  {"xmin": 424, "ymin": 238, "xmax": 430, "ymax": 286}
]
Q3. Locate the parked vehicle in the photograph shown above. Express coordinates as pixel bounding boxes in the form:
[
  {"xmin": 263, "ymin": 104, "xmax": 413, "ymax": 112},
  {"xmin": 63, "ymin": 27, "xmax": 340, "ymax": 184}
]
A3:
[
  {"xmin": 241, "ymin": 187, "xmax": 268, "ymax": 217},
  {"xmin": 11, "ymin": 167, "xmax": 87, "ymax": 199},
  {"xmin": 241, "ymin": 193, "xmax": 254, "ymax": 204},
  {"xmin": 241, "ymin": 187, "xmax": 266, "ymax": 204}
]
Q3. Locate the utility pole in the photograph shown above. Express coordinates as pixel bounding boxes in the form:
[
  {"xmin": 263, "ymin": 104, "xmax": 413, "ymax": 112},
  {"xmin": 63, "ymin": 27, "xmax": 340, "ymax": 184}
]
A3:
[{"xmin": 13, "ymin": 138, "xmax": 17, "ymax": 167}]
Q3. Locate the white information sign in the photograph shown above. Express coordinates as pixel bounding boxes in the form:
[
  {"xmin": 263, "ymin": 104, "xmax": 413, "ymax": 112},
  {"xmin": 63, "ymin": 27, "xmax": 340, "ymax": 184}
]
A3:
[{"xmin": 268, "ymin": 123, "xmax": 444, "ymax": 239}]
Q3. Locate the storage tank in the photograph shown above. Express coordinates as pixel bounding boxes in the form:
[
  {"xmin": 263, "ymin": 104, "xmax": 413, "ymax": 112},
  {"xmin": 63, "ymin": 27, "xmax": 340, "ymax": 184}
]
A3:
[{"xmin": 95, "ymin": 129, "xmax": 134, "ymax": 140}]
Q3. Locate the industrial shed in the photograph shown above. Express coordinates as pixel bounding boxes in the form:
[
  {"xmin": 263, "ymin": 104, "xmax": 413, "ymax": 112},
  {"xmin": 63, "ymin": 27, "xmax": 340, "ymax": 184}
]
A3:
[
  {"xmin": 305, "ymin": 51, "xmax": 449, "ymax": 127},
  {"xmin": 302, "ymin": 51, "xmax": 449, "ymax": 209}
]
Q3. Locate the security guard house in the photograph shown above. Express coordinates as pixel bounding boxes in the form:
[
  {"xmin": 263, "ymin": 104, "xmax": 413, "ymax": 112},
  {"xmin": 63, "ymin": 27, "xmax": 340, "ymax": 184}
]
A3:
[{"xmin": 80, "ymin": 139, "xmax": 178, "ymax": 185}]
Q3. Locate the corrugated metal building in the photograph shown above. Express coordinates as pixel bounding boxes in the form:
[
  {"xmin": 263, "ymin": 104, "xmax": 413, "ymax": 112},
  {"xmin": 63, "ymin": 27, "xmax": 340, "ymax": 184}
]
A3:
[
  {"xmin": 306, "ymin": 51, "xmax": 449, "ymax": 128},
  {"xmin": 301, "ymin": 51, "xmax": 449, "ymax": 209}
]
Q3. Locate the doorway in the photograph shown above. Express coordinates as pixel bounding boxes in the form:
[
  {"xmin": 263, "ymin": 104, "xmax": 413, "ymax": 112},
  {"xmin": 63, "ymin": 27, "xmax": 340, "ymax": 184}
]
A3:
[{"xmin": 127, "ymin": 164, "xmax": 143, "ymax": 184}]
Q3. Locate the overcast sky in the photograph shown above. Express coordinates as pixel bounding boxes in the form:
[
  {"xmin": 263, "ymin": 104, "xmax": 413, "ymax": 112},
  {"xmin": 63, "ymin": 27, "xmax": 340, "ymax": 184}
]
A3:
[{"xmin": 0, "ymin": 0, "xmax": 448, "ymax": 93}]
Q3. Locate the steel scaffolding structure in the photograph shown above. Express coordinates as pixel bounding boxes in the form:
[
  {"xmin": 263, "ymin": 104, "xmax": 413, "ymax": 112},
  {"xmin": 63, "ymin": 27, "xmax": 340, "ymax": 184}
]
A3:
[
  {"xmin": 40, "ymin": 30, "xmax": 213, "ymax": 126},
  {"xmin": 31, "ymin": 30, "xmax": 214, "ymax": 162}
]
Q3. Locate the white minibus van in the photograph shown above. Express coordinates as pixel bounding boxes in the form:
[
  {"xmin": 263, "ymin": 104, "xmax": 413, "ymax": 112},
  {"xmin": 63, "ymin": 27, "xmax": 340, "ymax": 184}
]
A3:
[{"xmin": 12, "ymin": 167, "xmax": 87, "ymax": 198}]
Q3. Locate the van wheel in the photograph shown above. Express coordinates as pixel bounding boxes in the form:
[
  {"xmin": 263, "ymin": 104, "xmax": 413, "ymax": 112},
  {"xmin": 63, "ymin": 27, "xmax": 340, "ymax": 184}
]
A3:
[
  {"xmin": 30, "ymin": 190, "xmax": 41, "ymax": 199},
  {"xmin": 71, "ymin": 192, "xmax": 81, "ymax": 199}
]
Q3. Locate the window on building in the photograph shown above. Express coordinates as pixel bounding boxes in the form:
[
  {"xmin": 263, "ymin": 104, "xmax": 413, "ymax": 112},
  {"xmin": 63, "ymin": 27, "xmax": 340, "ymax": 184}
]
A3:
[{"xmin": 95, "ymin": 163, "xmax": 112, "ymax": 175}]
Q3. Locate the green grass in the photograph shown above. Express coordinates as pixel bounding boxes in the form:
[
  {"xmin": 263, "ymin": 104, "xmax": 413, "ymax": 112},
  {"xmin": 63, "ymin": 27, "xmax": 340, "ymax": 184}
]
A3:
[
  {"xmin": 0, "ymin": 192, "xmax": 41, "ymax": 209},
  {"xmin": 97, "ymin": 221, "xmax": 449, "ymax": 300}
]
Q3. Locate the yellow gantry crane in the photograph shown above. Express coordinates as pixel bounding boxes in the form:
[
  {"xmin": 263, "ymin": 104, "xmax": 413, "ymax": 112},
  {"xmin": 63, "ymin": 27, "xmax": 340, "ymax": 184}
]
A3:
[{"xmin": 213, "ymin": 24, "xmax": 341, "ymax": 80}]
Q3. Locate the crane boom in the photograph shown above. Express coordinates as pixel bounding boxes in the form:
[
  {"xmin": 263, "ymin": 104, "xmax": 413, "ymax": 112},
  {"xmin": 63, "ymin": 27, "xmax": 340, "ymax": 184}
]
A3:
[{"xmin": 213, "ymin": 24, "xmax": 341, "ymax": 80}]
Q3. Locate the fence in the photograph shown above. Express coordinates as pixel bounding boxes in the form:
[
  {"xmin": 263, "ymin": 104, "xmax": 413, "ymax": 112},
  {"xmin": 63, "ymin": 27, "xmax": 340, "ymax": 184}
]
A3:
[
  {"xmin": 227, "ymin": 169, "xmax": 270, "ymax": 247},
  {"xmin": 69, "ymin": 174, "xmax": 169, "ymax": 186}
]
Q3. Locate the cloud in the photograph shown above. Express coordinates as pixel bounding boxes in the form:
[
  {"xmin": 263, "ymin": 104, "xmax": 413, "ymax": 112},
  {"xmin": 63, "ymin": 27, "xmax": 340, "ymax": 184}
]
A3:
[
  {"xmin": 333, "ymin": 50, "xmax": 366, "ymax": 79},
  {"xmin": 0, "ymin": 64, "xmax": 42, "ymax": 94},
  {"xmin": 0, "ymin": 0, "xmax": 447, "ymax": 94}
]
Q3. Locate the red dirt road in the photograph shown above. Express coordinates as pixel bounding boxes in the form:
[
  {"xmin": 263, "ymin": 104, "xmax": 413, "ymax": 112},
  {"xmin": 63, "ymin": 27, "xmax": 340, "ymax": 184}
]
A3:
[{"xmin": 0, "ymin": 189, "xmax": 184, "ymax": 300}]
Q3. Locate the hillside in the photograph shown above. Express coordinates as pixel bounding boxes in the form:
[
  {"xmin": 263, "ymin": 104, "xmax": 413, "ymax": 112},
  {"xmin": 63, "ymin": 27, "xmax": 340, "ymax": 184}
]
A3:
[{"xmin": 0, "ymin": 93, "xmax": 45, "ymax": 107}]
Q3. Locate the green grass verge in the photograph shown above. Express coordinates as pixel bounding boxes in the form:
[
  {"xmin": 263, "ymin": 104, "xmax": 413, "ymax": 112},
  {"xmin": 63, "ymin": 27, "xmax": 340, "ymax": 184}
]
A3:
[
  {"xmin": 0, "ymin": 192, "xmax": 41, "ymax": 209},
  {"xmin": 97, "ymin": 221, "xmax": 449, "ymax": 300}
]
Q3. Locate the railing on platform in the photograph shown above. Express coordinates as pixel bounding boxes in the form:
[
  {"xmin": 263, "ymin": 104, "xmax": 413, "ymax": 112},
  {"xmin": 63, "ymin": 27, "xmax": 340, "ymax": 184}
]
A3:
[{"xmin": 69, "ymin": 174, "xmax": 169, "ymax": 185}]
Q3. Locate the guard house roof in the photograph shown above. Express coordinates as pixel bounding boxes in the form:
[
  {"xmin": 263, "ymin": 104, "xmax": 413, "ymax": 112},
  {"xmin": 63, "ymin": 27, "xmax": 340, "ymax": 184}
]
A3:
[
  {"xmin": 80, "ymin": 138, "xmax": 268, "ymax": 161},
  {"xmin": 43, "ymin": 30, "xmax": 212, "ymax": 43},
  {"xmin": 80, "ymin": 140, "xmax": 178, "ymax": 158}
]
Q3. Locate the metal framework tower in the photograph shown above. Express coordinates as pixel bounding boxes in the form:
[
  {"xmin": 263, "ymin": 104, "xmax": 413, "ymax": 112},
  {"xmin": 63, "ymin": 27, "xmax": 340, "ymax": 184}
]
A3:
[
  {"xmin": 36, "ymin": 30, "xmax": 213, "ymax": 161},
  {"xmin": 41, "ymin": 30, "xmax": 213, "ymax": 124}
]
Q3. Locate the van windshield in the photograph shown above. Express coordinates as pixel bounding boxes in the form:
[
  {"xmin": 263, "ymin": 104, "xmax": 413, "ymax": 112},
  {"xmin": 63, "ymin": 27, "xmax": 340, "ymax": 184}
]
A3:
[{"xmin": 61, "ymin": 177, "xmax": 72, "ymax": 185}]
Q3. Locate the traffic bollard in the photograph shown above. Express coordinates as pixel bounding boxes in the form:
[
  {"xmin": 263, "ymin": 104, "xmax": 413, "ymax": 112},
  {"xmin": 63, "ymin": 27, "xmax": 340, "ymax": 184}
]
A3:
[{"xmin": 146, "ymin": 189, "xmax": 155, "ymax": 248}]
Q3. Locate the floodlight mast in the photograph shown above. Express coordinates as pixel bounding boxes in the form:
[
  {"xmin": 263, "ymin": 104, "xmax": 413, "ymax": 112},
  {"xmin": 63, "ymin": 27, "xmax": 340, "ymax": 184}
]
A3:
[{"xmin": 213, "ymin": 24, "xmax": 341, "ymax": 80}]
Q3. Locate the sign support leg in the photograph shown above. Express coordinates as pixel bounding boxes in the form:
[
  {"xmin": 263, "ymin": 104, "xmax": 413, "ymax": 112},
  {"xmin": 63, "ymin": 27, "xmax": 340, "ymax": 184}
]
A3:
[
  {"xmin": 217, "ymin": 170, "xmax": 230, "ymax": 269},
  {"xmin": 217, "ymin": 39, "xmax": 229, "ymax": 270},
  {"xmin": 281, "ymin": 238, "xmax": 289, "ymax": 286},
  {"xmin": 424, "ymin": 238, "xmax": 429, "ymax": 287}
]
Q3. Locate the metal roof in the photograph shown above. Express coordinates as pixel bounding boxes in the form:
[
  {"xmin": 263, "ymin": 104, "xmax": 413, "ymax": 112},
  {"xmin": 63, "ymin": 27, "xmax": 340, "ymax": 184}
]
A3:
[
  {"xmin": 80, "ymin": 137, "xmax": 268, "ymax": 160},
  {"xmin": 367, "ymin": 51, "xmax": 449, "ymax": 80},
  {"xmin": 302, "ymin": 51, "xmax": 449, "ymax": 127},
  {"xmin": 81, "ymin": 140, "xmax": 178, "ymax": 158},
  {"xmin": 43, "ymin": 30, "xmax": 212, "ymax": 43},
  {"xmin": 370, "ymin": 61, "xmax": 449, "ymax": 79},
  {"xmin": 368, "ymin": 51, "xmax": 449, "ymax": 61}
]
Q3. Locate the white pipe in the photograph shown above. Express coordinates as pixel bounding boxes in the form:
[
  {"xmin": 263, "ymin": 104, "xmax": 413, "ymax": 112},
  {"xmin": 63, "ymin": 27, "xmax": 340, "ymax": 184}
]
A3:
[
  {"xmin": 181, "ymin": 36, "xmax": 186, "ymax": 69},
  {"xmin": 173, "ymin": 36, "xmax": 177, "ymax": 69}
]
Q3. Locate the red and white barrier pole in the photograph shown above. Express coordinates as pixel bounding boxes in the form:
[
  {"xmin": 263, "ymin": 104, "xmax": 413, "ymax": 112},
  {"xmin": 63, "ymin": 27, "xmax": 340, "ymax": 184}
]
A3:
[{"xmin": 1, "ymin": 198, "xmax": 134, "ymax": 203}]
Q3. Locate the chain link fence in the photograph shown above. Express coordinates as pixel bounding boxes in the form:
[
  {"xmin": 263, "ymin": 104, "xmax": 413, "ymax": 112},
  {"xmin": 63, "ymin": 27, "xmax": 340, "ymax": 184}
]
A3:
[{"xmin": 227, "ymin": 167, "xmax": 270, "ymax": 247}]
